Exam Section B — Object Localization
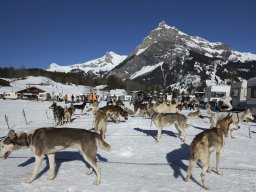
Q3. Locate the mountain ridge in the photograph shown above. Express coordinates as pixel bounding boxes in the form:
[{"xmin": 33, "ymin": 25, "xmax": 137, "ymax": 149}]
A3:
[
  {"xmin": 108, "ymin": 21, "xmax": 256, "ymax": 92},
  {"xmin": 46, "ymin": 51, "xmax": 127, "ymax": 76}
]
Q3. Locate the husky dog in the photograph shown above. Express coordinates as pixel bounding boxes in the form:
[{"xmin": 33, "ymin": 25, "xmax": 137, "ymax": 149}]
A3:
[
  {"xmin": 73, "ymin": 101, "xmax": 87, "ymax": 114},
  {"xmin": 147, "ymin": 105, "xmax": 189, "ymax": 142},
  {"xmin": 87, "ymin": 102, "xmax": 99, "ymax": 114},
  {"xmin": 133, "ymin": 100, "xmax": 147, "ymax": 114},
  {"xmin": 185, "ymin": 114, "xmax": 233, "ymax": 190},
  {"xmin": 68, "ymin": 103, "xmax": 75, "ymax": 116},
  {"xmin": 64, "ymin": 106, "xmax": 71, "ymax": 123},
  {"xmin": 0, "ymin": 128, "xmax": 111, "ymax": 185},
  {"xmin": 155, "ymin": 103, "xmax": 179, "ymax": 113},
  {"xmin": 210, "ymin": 108, "xmax": 255, "ymax": 138},
  {"xmin": 95, "ymin": 110, "xmax": 107, "ymax": 139},
  {"xmin": 188, "ymin": 109, "xmax": 201, "ymax": 117},
  {"xmin": 99, "ymin": 105, "xmax": 128, "ymax": 123},
  {"xmin": 49, "ymin": 102, "xmax": 64, "ymax": 125},
  {"xmin": 64, "ymin": 103, "xmax": 75, "ymax": 123}
]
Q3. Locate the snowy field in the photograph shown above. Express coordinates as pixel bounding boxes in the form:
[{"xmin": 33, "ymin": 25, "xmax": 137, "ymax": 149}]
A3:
[{"xmin": 0, "ymin": 100, "xmax": 256, "ymax": 192}]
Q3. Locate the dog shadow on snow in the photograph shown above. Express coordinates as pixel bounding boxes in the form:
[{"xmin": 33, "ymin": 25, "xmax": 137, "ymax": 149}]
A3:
[
  {"xmin": 133, "ymin": 127, "xmax": 177, "ymax": 142},
  {"xmin": 18, "ymin": 152, "xmax": 108, "ymax": 180},
  {"xmin": 166, "ymin": 143, "xmax": 203, "ymax": 188}
]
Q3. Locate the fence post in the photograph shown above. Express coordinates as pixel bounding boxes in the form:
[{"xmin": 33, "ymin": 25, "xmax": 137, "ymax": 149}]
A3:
[
  {"xmin": 5, "ymin": 114, "xmax": 10, "ymax": 129},
  {"xmin": 22, "ymin": 109, "xmax": 28, "ymax": 124}
]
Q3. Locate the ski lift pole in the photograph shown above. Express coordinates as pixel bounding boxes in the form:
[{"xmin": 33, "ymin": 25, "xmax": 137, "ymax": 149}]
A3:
[
  {"xmin": 5, "ymin": 114, "xmax": 10, "ymax": 129},
  {"xmin": 23, "ymin": 109, "xmax": 28, "ymax": 124}
]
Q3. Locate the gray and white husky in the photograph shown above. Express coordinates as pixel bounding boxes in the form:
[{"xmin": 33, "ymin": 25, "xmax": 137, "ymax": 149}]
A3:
[
  {"xmin": 0, "ymin": 127, "xmax": 111, "ymax": 185},
  {"xmin": 147, "ymin": 105, "xmax": 189, "ymax": 142}
]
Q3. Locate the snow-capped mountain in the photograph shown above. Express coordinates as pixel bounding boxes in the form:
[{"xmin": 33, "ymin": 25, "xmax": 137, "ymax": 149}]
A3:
[
  {"xmin": 46, "ymin": 51, "xmax": 127, "ymax": 76},
  {"xmin": 108, "ymin": 21, "xmax": 256, "ymax": 92}
]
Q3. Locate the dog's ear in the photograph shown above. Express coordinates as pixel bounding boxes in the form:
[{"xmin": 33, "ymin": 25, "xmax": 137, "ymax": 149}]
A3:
[
  {"xmin": 7, "ymin": 129, "xmax": 16, "ymax": 140},
  {"xmin": 227, "ymin": 114, "xmax": 233, "ymax": 122}
]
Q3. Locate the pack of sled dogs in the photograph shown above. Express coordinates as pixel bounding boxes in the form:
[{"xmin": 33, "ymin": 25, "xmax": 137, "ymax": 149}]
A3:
[
  {"xmin": 0, "ymin": 100, "xmax": 255, "ymax": 189},
  {"xmin": 49, "ymin": 102, "xmax": 75, "ymax": 125}
]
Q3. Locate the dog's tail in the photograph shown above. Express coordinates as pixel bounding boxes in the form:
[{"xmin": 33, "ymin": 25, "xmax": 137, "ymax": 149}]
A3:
[{"xmin": 95, "ymin": 135, "xmax": 111, "ymax": 151}]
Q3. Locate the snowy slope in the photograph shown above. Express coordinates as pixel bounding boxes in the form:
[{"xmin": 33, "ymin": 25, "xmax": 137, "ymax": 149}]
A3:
[
  {"xmin": 0, "ymin": 76, "xmax": 91, "ymax": 97},
  {"xmin": 0, "ymin": 100, "xmax": 256, "ymax": 192},
  {"xmin": 46, "ymin": 52, "xmax": 127, "ymax": 75}
]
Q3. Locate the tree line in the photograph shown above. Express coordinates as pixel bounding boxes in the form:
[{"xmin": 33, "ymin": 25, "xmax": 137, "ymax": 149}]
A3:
[{"xmin": 0, "ymin": 67, "xmax": 163, "ymax": 95}]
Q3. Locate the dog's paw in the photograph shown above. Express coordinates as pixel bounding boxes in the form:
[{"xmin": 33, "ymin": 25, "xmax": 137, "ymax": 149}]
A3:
[
  {"xmin": 86, "ymin": 168, "xmax": 93, "ymax": 175},
  {"xmin": 203, "ymin": 185, "xmax": 211, "ymax": 190},
  {"xmin": 47, "ymin": 175, "xmax": 55, "ymax": 180},
  {"xmin": 93, "ymin": 180, "xmax": 101, "ymax": 185},
  {"xmin": 25, "ymin": 178, "xmax": 34, "ymax": 183},
  {"xmin": 217, "ymin": 171, "xmax": 224, "ymax": 176}
]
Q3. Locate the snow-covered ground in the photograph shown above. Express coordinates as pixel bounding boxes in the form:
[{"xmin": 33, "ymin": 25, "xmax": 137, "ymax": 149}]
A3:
[{"xmin": 0, "ymin": 100, "xmax": 256, "ymax": 192}]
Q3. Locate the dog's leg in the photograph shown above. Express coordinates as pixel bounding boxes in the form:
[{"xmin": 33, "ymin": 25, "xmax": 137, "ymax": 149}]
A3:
[
  {"xmin": 102, "ymin": 125, "xmax": 107, "ymax": 140},
  {"xmin": 216, "ymin": 152, "xmax": 224, "ymax": 176},
  {"xmin": 27, "ymin": 155, "xmax": 44, "ymax": 183},
  {"xmin": 175, "ymin": 124, "xmax": 185, "ymax": 142},
  {"xmin": 207, "ymin": 152, "xmax": 212, "ymax": 173},
  {"xmin": 81, "ymin": 153, "xmax": 101, "ymax": 185},
  {"xmin": 156, "ymin": 127, "xmax": 162, "ymax": 143},
  {"xmin": 47, "ymin": 153, "xmax": 56, "ymax": 180},
  {"xmin": 179, "ymin": 127, "xmax": 187, "ymax": 142},
  {"xmin": 117, "ymin": 115, "xmax": 121, "ymax": 123},
  {"xmin": 230, "ymin": 125, "xmax": 240, "ymax": 139},
  {"xmin": 200, "ymin": 158, "xmax": 210, "ymax": 190},
  {"xmin": 184, "ymin": 159, "xmax": 197, "ymax": 182}
]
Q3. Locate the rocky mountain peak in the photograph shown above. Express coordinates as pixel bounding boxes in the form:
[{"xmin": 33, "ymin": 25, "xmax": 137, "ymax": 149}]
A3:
[{"xmin": 109, "ymin": 21, "xmax": 256, "ymax": 92}]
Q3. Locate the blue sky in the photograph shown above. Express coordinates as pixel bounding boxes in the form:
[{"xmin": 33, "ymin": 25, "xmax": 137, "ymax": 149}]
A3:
[{"xmin": 0, "ymin": 0, "xmax": 256, "ymax": 69}]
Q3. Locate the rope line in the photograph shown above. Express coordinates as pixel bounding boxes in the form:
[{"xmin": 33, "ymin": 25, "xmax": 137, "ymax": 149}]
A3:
[{"xmin": 2, "ymin": 156, "xmax": 256, "ymax": 172}]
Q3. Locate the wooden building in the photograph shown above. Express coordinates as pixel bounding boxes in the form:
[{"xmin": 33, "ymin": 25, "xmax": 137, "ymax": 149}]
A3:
[{"xmin": 16, "ymin": 86, "xmax": 46, "ymax": 100}]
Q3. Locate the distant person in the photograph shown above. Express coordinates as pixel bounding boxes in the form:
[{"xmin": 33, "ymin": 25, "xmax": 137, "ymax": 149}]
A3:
[
  {"xmin": 64, "ymin": 94, "xmax": 68, "ymax": 104},
  {"xmin": 71, "ymin": 94, "xmax": 74, "ymax": 103},
  {"xmin": 218, "ymin": 96, "xmax": 233, "ymax": 111}
]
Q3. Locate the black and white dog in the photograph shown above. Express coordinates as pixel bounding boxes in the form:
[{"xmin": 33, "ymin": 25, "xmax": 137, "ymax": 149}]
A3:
[{"xmin": 0, "ymin": 128, "xmax": 111, "ymax": 185}]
